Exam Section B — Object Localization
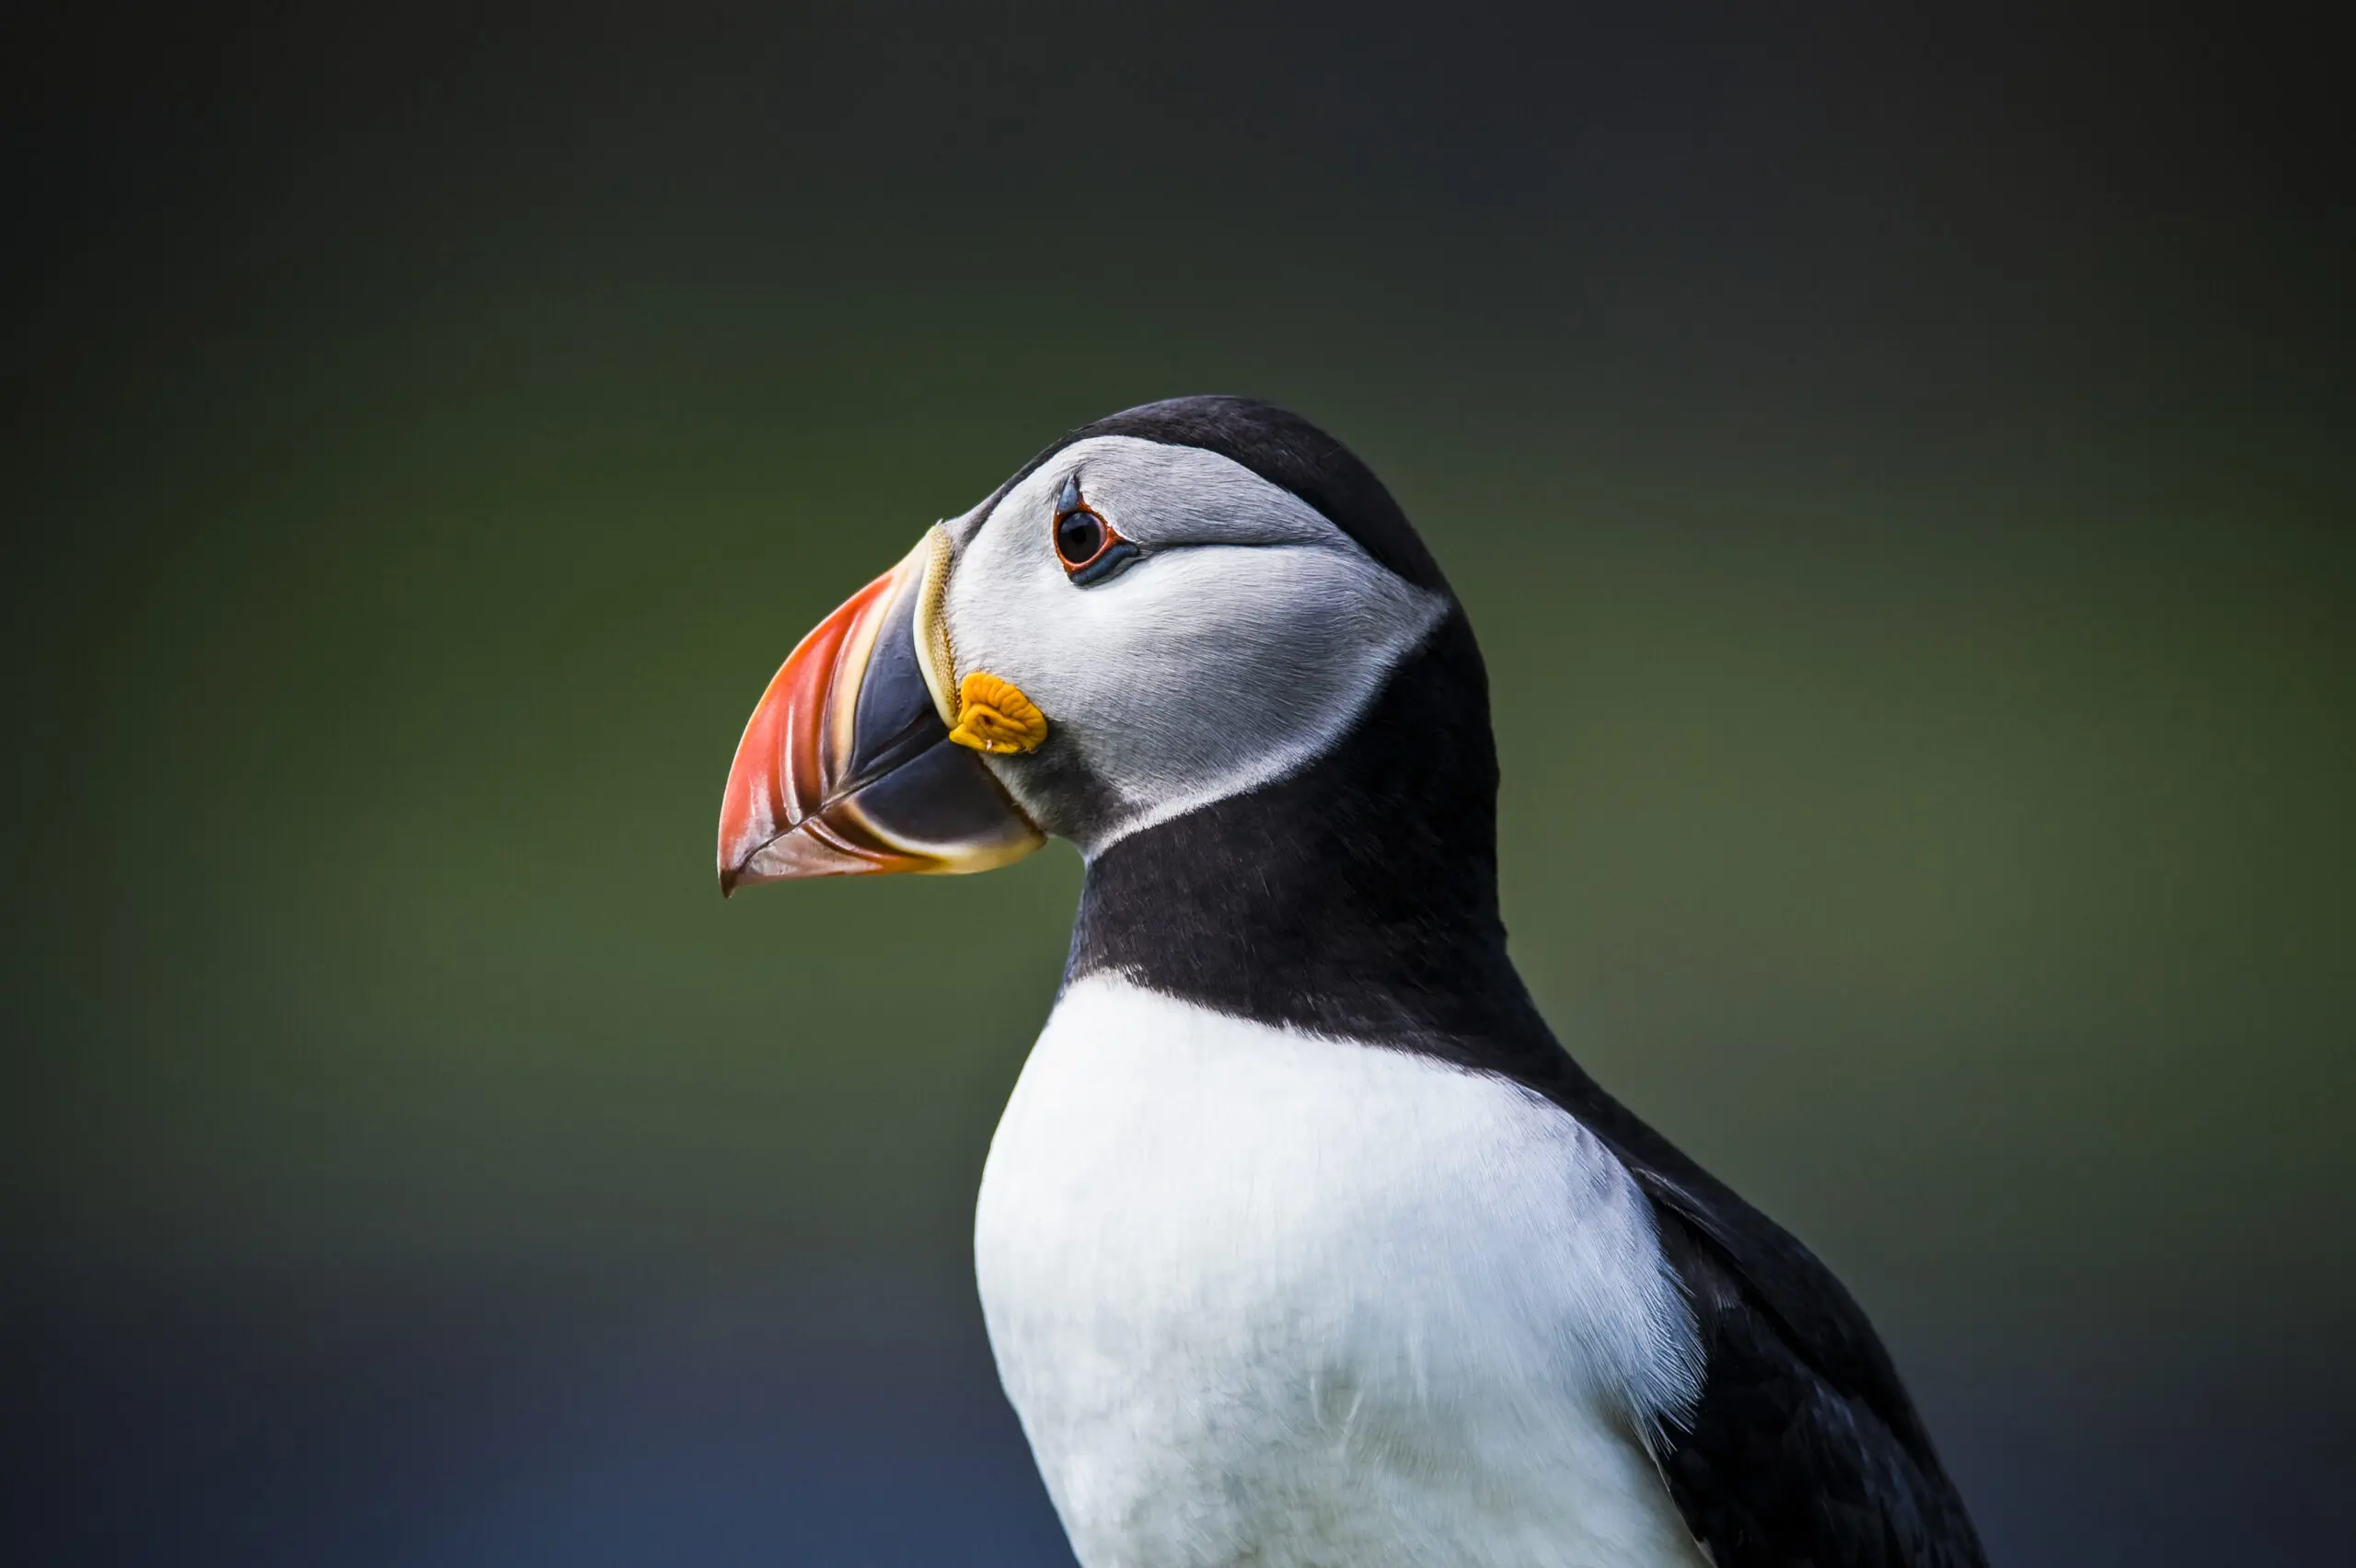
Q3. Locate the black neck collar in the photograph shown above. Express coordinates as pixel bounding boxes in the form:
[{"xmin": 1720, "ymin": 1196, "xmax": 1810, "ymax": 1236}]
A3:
[{"xmin": 1063, "ymin": 611, "xmax": 1561, "ymax": 1062}]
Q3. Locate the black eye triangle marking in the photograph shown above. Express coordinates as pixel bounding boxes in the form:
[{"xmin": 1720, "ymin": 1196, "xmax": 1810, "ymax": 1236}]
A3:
[{"xmin": 1056, "ymin": 473, "xmax": 1082, "ymax": 516}]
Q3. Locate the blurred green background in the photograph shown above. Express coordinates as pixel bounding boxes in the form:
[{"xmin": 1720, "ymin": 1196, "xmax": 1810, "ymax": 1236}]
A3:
[{"xmin": 5, "ymin": 5, "xmax": 2350, "ymax": 1563}]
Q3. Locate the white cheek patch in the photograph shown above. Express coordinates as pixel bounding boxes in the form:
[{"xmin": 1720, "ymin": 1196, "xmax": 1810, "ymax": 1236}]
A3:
[{"xmin": 943, "ymin": 438, "xmax": 1450, "ymax": 852}]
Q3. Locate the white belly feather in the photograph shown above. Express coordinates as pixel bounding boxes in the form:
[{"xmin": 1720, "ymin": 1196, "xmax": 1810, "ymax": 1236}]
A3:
[{"xmin": 974, "ymin": 975, "xmax": 1711, "ymax": 1568}]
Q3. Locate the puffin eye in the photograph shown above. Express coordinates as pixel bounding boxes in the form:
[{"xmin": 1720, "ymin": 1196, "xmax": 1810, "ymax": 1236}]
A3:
[
  {"xmin": 1055, "ymin": 509, "xmax": 1109, "ymax": 568},
  {"xmin": 1051, "ymin": 478, "xmax": 1141, "ymax": 586}
]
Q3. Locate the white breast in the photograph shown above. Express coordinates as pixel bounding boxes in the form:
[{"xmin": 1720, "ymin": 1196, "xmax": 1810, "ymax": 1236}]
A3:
[{"xmin": 973, "ymin": 976, "xmax": 1710, "ymax": 1568}]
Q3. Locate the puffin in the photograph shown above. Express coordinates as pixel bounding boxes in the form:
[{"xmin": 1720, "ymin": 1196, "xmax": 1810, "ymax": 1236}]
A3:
[{"xmin": 716, "ymin": 397, "xmax": 1987, "ymax": 1567}]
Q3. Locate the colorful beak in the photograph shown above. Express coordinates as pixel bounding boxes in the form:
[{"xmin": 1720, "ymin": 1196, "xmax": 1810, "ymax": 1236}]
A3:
[{"xmin": 717, "ymin": 532, "xmax": 1044, "ymax": 894}]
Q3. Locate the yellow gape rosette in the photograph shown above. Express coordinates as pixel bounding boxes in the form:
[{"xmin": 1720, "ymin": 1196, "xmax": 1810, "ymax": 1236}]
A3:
[{"xmin": 948, "ymin": 672, "xmax": 1050, "ymax": 755}]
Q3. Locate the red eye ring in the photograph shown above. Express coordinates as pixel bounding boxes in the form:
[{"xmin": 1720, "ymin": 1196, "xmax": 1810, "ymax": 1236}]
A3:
[
  {"xmin": 1054, "ymin": 504, "xmax": 1118, "ymax": 571},
  {"xmin": 1050, "ymin": 473, "xmax": 1141, "ymax": 586}
]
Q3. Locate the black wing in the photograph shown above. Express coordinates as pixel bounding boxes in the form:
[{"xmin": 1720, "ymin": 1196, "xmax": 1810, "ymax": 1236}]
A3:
[
  {"xmin": 1567, "ymin": 1083, "xmax": 1989, "ymax": 1567},
  {"xmin": 1646, "ymin": 1195, "xmax": 1986, "ymax": 1566}
]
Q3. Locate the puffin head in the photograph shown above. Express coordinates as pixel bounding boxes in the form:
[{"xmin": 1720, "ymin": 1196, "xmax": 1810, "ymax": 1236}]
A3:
[{"xmin": 717, "ymin": 396, "xmax": 1478, "ymax": 896}]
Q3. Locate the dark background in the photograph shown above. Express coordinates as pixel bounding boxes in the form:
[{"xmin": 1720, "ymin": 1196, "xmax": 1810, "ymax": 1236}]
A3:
[{"xmin": 5, "ymin": 4, "xmax": 2350, "ymax": 1563}]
